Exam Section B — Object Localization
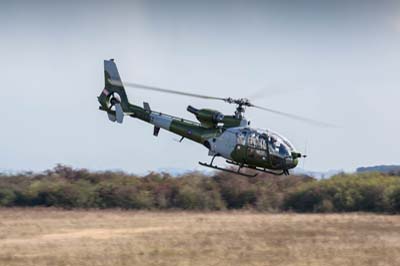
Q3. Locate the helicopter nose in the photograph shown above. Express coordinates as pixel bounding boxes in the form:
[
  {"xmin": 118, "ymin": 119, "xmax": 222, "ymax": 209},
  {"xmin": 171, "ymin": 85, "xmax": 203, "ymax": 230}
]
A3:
[
  {"xmin": 291, "ymin": 158, "xmax": 299, "ymax": 168},
  {"xmin": 285, "ymin": 158, "xmax": 297, "ymax": 169},
  {"xmin": 286, "ymin": 154, "xmax": 299, "ymax": 169}
]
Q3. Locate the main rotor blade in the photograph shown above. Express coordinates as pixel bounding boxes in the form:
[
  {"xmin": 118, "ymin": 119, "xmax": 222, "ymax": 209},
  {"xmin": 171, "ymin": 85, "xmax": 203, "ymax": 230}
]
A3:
[
  {"xmin": 112, "ymin": 80, "xmax": 226, "ymax": 101},
  {"xmin": 252, "ymin": 104, "xmax": 337, "ymax": 128},
  {"xmin": 247, "ymin": 86, "xmax": 306, "ymax": 101},
  {"xmin": 109, "ymin": 79, "xmax": 336, "ymax": 128}
]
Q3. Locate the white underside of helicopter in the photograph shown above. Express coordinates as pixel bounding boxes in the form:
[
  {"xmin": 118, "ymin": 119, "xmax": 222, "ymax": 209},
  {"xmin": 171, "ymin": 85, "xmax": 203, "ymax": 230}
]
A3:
[{"xmin": 149, "ymin": 112, "xmax": 173, "ymax": 130}]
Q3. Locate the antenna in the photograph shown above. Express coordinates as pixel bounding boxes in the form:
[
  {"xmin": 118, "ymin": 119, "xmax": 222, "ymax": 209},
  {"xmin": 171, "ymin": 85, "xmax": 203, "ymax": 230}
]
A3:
[{"xmin": 302, "ymin": 139, "xmax": 308, "ymax": 170}]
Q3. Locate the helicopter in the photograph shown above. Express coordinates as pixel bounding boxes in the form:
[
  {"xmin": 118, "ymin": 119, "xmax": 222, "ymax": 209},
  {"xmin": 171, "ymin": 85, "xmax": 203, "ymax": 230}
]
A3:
[{"xmin": 98, "ymin": 59, "xmax": 334, "ymax": 177}]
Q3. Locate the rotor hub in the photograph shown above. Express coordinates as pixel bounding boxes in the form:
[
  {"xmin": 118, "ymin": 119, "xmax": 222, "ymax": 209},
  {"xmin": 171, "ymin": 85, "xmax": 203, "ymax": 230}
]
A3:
[
  {"xmin": 224, "ymin": 98, "xmax": 252, "ymax": 118},
  {"xmin": 225, "ymin": 97, "xmax": 252, "ymax": 107}
]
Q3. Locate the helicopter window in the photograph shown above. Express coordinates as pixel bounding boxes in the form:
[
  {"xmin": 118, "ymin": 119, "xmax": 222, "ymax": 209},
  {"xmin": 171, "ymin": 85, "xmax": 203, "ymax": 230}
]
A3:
[
  {"xmin": 268, "ymin": 135, "xmax": 291, "ymax": 157},
  {"xmin": 279, "ymin": 144, "xmax": 290, "ymax": 157},
  {"xmin": 259, "ymin": 134, "xmax": 267, "ymax": 150},
  {"xmin": 246, "ymin": 131, "xmax": 268, "ymax": 159},
  {"xmin": 248, "ymin": 132, "xmax": 257, "ymax": 147},
  {"xmin": 268, "ymin": 136, "xmax": 278, "ymax": 152},
  {"xmin": 236, "ymin": 131, "xmax": 247, "ymax": 145},
  {"xmin": 246, "ymin": 132, "xmax": 267, "ymax": 149}
]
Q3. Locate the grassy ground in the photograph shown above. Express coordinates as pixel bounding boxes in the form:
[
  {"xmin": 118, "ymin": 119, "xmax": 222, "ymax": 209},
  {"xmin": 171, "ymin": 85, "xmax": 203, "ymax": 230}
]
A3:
[{"xmin": 0, "ymin": 209, "xmax": 399, "ymax": 266}]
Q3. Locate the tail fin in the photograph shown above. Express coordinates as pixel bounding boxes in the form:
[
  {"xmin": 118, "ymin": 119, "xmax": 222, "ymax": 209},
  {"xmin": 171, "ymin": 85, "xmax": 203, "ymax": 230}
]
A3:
[{"xmin": 98, "ymin": 59, "xmax": 130, "ymax": 123}]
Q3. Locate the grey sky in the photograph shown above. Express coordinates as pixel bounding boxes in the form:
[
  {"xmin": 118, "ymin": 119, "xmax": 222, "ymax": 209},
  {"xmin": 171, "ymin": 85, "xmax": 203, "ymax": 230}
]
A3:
[{"xmin": 1, "ymin": 0, "xmax": 399, "ymax": 173}]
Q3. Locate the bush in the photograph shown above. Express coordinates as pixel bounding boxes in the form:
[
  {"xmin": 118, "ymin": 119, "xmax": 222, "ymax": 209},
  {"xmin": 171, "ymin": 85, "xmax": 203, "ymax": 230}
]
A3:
[
  {"xmin": 0, "ymin": 188, "xmax": 16, "ymax": 206},
  {"xmin": 2, "ymin": 165, "xmax": 399, "ymax": 212},
  {"xmin": 386, "ymin": 187, "xmax": 400, "ymax": 213},
  {"xmin": 285, "ymin": 173, "xmax": 400, "ymax": 213}
]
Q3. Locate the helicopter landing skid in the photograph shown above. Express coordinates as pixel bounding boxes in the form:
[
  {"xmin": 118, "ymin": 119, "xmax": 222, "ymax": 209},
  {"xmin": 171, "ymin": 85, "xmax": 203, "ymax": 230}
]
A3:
[
  {"xmin": 198, "ymin": 161, "xmax": 258, "ymax": 177},
  {"xmin": 225, "ymin": 160, "xmax": 288, "ymax": 176},
  {"xmin": 199, "ymin": 155, "xmax": 257, "ymax": 177}
]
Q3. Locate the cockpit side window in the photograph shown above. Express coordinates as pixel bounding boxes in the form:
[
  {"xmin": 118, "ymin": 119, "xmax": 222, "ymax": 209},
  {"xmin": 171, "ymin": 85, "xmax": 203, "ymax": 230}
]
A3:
[
  {"xmin": 278, "ymin": 144, "xmax": 290, "ymax": 157},
  {"xmin": 236, "ymin": 130, "xmax": 247, "ymax": 145},
  {"xmin": 268, "ymin": 134, "xmax": 290, "ymax": 157},
  {"xmin": 258, "ymin": 134, "xmax": 267, "ymax": 150},
  {"xmin": 268, "ymin": 136, "xmax": 278, "ymax": 153},
  {"xmin": 248, "ymin": 132, "xmax": 257, "ymax": 147},
  {"xmin": 244, "ymin": 132, "xmax": 267, "ymax": 149}
]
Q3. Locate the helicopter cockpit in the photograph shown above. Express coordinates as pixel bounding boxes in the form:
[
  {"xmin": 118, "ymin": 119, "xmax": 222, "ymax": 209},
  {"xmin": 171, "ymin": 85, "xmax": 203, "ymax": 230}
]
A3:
[
  {"xmin": 236, "ymin": 128, "xmax": 295, "ymax": 158},
  {"xmin": 266, "ymin": 130, "xmax": 295, "ymax": 157}
]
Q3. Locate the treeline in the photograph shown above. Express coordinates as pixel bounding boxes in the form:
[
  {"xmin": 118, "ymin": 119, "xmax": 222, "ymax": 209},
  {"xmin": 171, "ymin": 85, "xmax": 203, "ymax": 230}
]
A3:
[{"xmin": 0, "ymin": 165, "xmax": 400, "ymax": 213}]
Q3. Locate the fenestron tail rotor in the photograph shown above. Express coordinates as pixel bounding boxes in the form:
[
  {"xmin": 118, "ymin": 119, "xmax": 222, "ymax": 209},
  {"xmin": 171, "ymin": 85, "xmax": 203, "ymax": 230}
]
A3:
[
  {"xmin": 111, "ymin": 80, "xmax": 336, "ymax": 128},
  {"xmin": 107, "ymin": 92, "xmax": 124, "ymax": 124}
]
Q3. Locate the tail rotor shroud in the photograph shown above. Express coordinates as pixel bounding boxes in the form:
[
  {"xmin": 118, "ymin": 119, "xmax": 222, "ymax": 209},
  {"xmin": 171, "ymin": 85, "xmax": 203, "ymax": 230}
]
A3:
[{"xmin": 105, "ymin": 92, "xmax": 124, "ymax": 124}]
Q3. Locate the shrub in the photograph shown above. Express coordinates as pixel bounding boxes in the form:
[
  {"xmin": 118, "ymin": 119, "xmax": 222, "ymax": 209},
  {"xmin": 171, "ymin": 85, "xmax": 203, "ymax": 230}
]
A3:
[
  {"xmin": 385, "ymin": 186, "xmax": 400, "ymax": 213},
  {"xmin": 1, "ymin": 165, "xmax": 399, "ymax": 212},
  {"xmin": 285, "ymin": 173, "xmax": 400, "ymax": 213},
  {"xmin": 0, "ymin": 188, "xmax": 16, "ymax": 206}
]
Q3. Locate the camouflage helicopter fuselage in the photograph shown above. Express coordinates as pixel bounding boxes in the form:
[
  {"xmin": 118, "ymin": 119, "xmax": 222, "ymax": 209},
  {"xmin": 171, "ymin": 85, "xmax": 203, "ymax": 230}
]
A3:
[{"xmin": 98, "ymin": 60, "xmax": 300, "ymax": 176}]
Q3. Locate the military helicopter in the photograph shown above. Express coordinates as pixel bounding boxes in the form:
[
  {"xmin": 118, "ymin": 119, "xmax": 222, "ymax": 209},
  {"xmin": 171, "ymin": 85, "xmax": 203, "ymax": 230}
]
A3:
[{"xmin": 98, "ymin": 59, "xmax": 333, "ymax": 177}]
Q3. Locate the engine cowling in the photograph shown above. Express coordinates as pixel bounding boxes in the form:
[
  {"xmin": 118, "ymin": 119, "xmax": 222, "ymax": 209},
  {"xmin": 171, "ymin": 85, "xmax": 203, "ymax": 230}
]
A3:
[{"xmin": 187, "ymin": 105, "xmax": 224, "ymax": 128}]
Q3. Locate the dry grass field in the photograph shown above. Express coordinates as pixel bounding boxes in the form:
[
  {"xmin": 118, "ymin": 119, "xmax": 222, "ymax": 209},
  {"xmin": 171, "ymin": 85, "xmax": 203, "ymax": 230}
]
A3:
[{"xmin": 0, "ymin": 209, "xmax": 399, "ymax": 266}]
